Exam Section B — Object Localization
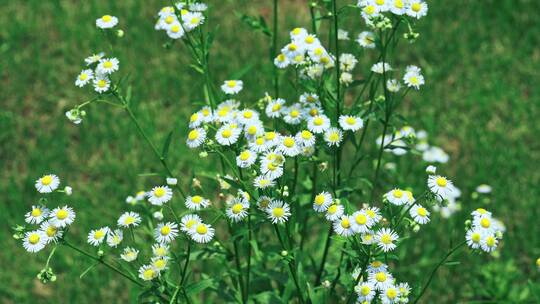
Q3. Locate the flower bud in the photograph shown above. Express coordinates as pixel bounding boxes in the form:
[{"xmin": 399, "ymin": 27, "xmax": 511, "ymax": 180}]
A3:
[
  {"xmin": 425, "ymin": 165, "xmax": 437, "ymax": 174},
  {"xmin": 97, "ymin": 250, "xmax": 105, "ymax": 257},
  {"xmin": 116, "ymin": 29, "xmax": 124, "ymax": 37},
  {"xmin": 166, "ymin": 177, "xmax": 178, "ymax": 186},
  {"xmin": 281, "ymin": 250, "xmax": 288, "ymax": 257},
  {"xmin": 153, "ymin": 211, "xmax": 164, "ymax": 220},
  {"xmin": 64, "ymin": 186, "xmax": 73, "ymax": 195}
]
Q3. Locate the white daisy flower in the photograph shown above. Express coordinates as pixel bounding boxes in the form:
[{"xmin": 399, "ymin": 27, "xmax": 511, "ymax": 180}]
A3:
[
  {"xmin": 307, "ymin": 114, "xmax": 331, "ymax": 134},
  {"xmin": 376, "ymin": 228, "xmax": 399, "ymax": 252},
  {"xmin": 266, "ymin": 98, "xmax": 285, "ymax": 118},
  {"xmin": 427, "ymin": 175, "xmax": 456, "ymax": 200},
  {"xmin": 221, "ymin": 80, "xmax": 243, "ymax": 94},
  {"xmin": 403, "ymin": 65, "xmax": 425, "ymax": 89},
  {"xmin": 226, "ymin": 198, "xmax": 250, "ymax": 223},
  {"xmin": 182, "ymin": 12, "xmax": 205, "ymax": 31},
  {"xmin": 85, "ymin": 52, "xmax": 104, "ymax": 65},
  {"xmin": 190, "ymin": 223, "xmax": 215, "ymax": 243},
  {"xmin": 471, "ymin": 208, "xmax": 491, "ymax": 219},
  {"xmin": 355, "ymin": 281, "xmax": 376, "ymax": 303},
  {"xmin": 96, "ymin": 57, "xmax": 119, "ymax": 75},
  {"xmin": 266, "ymin": 200, "xmax": 291, "ymax": 224},
  {"xmin": 365, "ymin": 206, "xmax": 382, "ymax": 224},
  {"xmin": 249, "ymin": 136, "xmax": 269, "ymax": 153},
  {"xmin": 295, "ymin": 130, "xmax": 316, "ymax": 147},
  {"xmin": 199, "ymin": 106, "xmax": 214, "ymax": 123},
  {"xmin": 120, "ymin": 247, "xmax": 139, "ymax": 262},
  {"xmin": 260, "ymin": 159, "xmax": 284, "ymax": 180},
  {"xmin": 406, "ymin": 0, "xmax": 428, "ymax": 19},
  {"xmin": 118, "ymin": 212, "xmax": 141, "ymax": 228},
  {"xmin": 216, "ymin": 124, "xmax": 241, "ymax": 146},
  {"xmin": 397, "ymin": 282, "xmax": 411, "ymax": 299},
  {"xmin": 299, "ymin": 92, "xmax": 320, "ymax": 105},
  {"xmin": 236, "ymin": 150, "xmax": 257, "ymax": 168},
  {"xmin": 138, "ymin": 264, "xmax": 158, "ymax": 281},
  {"xmin": 264, "ymin": 131, "xmax": 281, "ymax": 148},
  {"xmin": 337, "ymin": 29, "xmax": 349, "ymax": 40},
  {"xmin": 25, "ymin": 205, "xmax": 49, "ymax": 224},
  {"xmin": 155, "ymin": 222, "xmax": 179, "ymax": 243},
  {"xmin": 93, "ymin": 75, "xmax": 111, "ymax": 93},
  {"xmin": 148, "ymin": 185, "xmax": 173, "ymax": 206},
  {"xmin": 244, "ymin": 122, "xmax": 265, "ymax": 140},
  {"xmin": 367, "ymin": 260, "xmax": 389, "ymax": 274},
  {"xmin": 274, "ymin": 53, "xmax": 290, "ymax": 68},
  {"xmin": 325, "ymin": 203, "xmax": 344, "ymax": 221},
  {"xmin": 185, "ymin": 195, "xmax": 210, "ymax": 210},
  {"xmin": 75, "ymin": 69, "xmax": 94, "ymax": 87},
  {"xmin": 49, "ymin": 205, "xmax": 76, "ymax": 228},
  {"xmin": 107, "ymin": 229, "xmax": 123, "ymax": 248},
  {"xmin": 476, "ymin": 184, "xmax": 492, "ymax": 194},
  {"xmin": 351, "ymin": 210, "xmax": 372, "ymax": 233},
  {"xmin": 339, "ymin": 53, "xmax": 358, "ymax": 72},
  {"xmin": 361, "ymin": 231, "xmax": 377, "ymax": 245},
  {"xmin": 381, "ymin": 285, "xmax": 400, "ymax": 304},
  {"xmin": 189, "ymin": 2, "xmax": 208, "ymax": 11},
  {"xmin": 339, "ymin": 115, "xmax": 364, "ymax": 131},
  {"xmin": 480, "ymin": 234, "xmax": 499, "ymax": 253},
  {"xmin": 313, "ymin": 191, "xmax": 332, "ymax": 212},
  {"xmin": 152, "ymin": 243, "xmax": 170, "ymax": 257},
  {"xmin": 369, "ymin": 0, "xmax": 390, "ymax": 12},
  {"xmin": 466, "ymin": 229, "xmax": 484, "ymax": 249},
  {"xmin": 35, "ymin": 174, "xmax": 60, "ymax": 193},
  {"xmin": 410, "ymin": 204, "xmax": 430, "ymax": 224},
  {"xmin": 386, "ymin": 79, "xmax": 401, "ymax": 92},
  {"xmin": 333, "ymin": 215, "xmax": 356, "ymax": 237},
  {"xmin": 371, "ymin": 62, "xmax": 393, "ymax": 74},
  {"xmin": 256, "ymin": 196, "xmax": 272, "ymax": 210},
  {"xmin": 40, "ymin": 221, "xmax": 63, "ymax": 244},
  {"xmin": 167, "ymin": 22, "xmax": 185, "ymax": 39},
  {"xmin": 151, "ymin": 256, "xmax": 169, "ymax": 272},
  {"xmin": 357, "ymin": 31, "xmax": 376, "ymax": 48},
  {"xmin": 253, "ymin": 175, "xmax": 276, "ymax": 189},
  {"xmin": 340, "ymin": 72, "xmax": 354, "ymax": 86},
  {"xmin": 384, "ymin": 188, "xmax": 408, "ymax": 206},
  {"xmin": 186, "ymin": 128, "xmax": 207, "ymax": 148},
  {"xmin": 324, "ymin": 127, "xmax": 343, "ymax": 147},
  {"xmin": 166, "ymin": 177, "xmax": 178, "ymax": 186},
  {"xmin": 156, "ymin": 14, "xmax": 178, "ymax": 31},
  {"xmin": 368, "ymin": 270, "xmax": 394, "ymax": 291},
  {"xmin": 283, "ymin": 104, "xmax": 304, "ymax": 125},
  {"xmin": 96, "ymin": 15, "xmax": 118, "ymax": 29},
  {"xmin": 278, "ymin": 135, "xmax": 300, "ymax": 157},
  {"xmin": 290, "ymin": 27, "xmax": 308, "ymax": 41},
  {"xmin": 23, "ymin": 230, "xmax": 47, "ymax": 253},
  {"xmin": 88, "ymin": 227, "xmax": 110, "ymax": 246},
  {"xmin": 422, "ymin": 146, "xmax": 449, "ymax": 163},
  {"xmin": 390, "ymin": 0, "xmax": 407, "ymax": 15},
  {"xmin": 180, "ymin": 214, "xmax": 201, "ymax": 234},
  {"xmin": 188, "ymin": 112, "xmax": 204, "ymax": 128},
  {"xmin": 281, "ymin": 42, "xmax": 305, "ymax": 60},
  {"xmin": 360, "ymin": 4, "xmax": 380, "ymax": 22}
]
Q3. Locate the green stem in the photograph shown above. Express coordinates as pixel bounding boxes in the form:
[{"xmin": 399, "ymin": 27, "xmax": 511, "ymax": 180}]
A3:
[
  {"xmin": 272, "ymin": 0, "xmax": 279, "ymax": 97},
  {"xmin": 315, "ymin": 224, "xmax": 333, "ymax": 285},
  {"xmin": 273, "ymin": 225, "xmax": 306, "ymax": 304}
]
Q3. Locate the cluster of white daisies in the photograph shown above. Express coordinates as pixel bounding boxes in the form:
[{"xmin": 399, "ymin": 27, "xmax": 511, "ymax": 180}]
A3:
[
  {"xmin": 354, "ymin": 261, "xmax": 410, "ymax": 304},
  {"xmin": 73, "ymin": 52, "xmax": 119, "ymax": 94},
  {"xmin": 465, "ymin": 208, "xmax": 504, "ymax": 253},
  {"xmin": 358, "ymin": 0, "xmax": 428, "ymax": 23},
  {"xmin": 22, "ymin": 175, "xmax": 75, "ymax": 253},
  {"xmin": 154, "ymin": 2, "xmax": 207, "ymax": 40}
]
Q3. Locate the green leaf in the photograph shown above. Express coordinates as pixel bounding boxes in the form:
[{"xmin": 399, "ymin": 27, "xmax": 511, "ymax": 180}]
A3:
[
  {"xmin": 161, "ymin": 130, "xmax": 173, "ymax": 159},
  {"xmin": 185, "ymin": 278, "xmax": 216, "ymax": 296}
]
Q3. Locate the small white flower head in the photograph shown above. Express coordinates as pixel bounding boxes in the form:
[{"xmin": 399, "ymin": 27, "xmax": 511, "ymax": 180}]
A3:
[
  {"xmin": 313, "ymin": 191, "xmax": 332, "ymax": 212},
  {"xmin": 278, "ymin": 135, "xmax": 300, "ymax": 157},
  {"xmin": 339, "ymin": 115, "xmax": 364, "ymax": 131},
  {"xmin": 221, "ymin": 80, "xmax": 243, "ymax": 95},
  {"xmin": 295, "ymin": 130, "xmax": 316, "ymax": 147},
  {"xmin": 216, "ymin": 124, "xmax": 241, "ymax": 146},
  {"xmin": 93, "ymin": 75, "xmax": 111, "ymax": 93},
  {"xmin": 410, "ymin": 204, "xmax": 430, "ymax": 224},
  {"xmin": 35, "ymin": 174, "xmax": 60, "ymax": 193},
  {"xmin": 185, "ymin": 195, "xmax": 210, "ymax": 210},
  {"xmin": 360, "ymin": 3, "xmax": 381, "ymax": 21},
  {"xmin": 151, "ymin": 256, "xmax": 170, "ymax": 272},
  {"xmin": 381, "ymin": 285, "xmax": 400, "ymax": 303},
  {"xmin": 471, "ymin": 208, "xmax": 491, "ymax": 219},
  {"xmin": 266, "ymin": 98, "xmax": 286, "ymax": 118},
  {"xmin": 237, "ymin": 109, "xmax": 260, "ymax": 125},
  {"xmin": 226, "ymin": 198, "xmax": 250, "ymax": 223},
  {"xmin": 406, "ymin": 0, "xmax": 428, "ymax": 19},
  {"xmin": 340, "ymin": 72, "xmax": 353, "ymax": 86},
  {"xmin": 367, "ymin": 260, "xmax": 389, "ymax": 274},
  {"xmin": 152, "ymin": 243, "xmax": 170, "ymax": 257},
  {"xmin": 190, "ymin": 222, "xmax": 215, "ymax": 243},
  {"xmin": 337, "ymin": 29, "xmax": 349, "ymax": 40},
  {"xmin": 422, "ymin": 146, "xmax": 449, "ymax": 163},
  {"xmin": 324, "ymin": 127, "xmax": 343, "ymax": 147},
  {"xmin": 253, "ymin": 175, "xmax": 276, "ymax": 189},
  {"xmin": 23, "ymin": 230, "xmax": 47, "ymax": 253},
  {"xmin": 182, "ymin": 12, "xmax": 205, "ymax": 31},
  {"xmin": 40, "ymin": 221, "xmax": 63, "ymax": 243},
  {"xmin": 75, "ymin": 69, "xmax": 94, "ymax": 87},
  {"xmin": 403, "ymin": 65, "xmax": 425, "ymax": 89},
  {"xmin": 340, "ymin": 53, "xmax": 358, "ymax": 72},
  {"xmin": 476, "ymin": 184, "xmax": 492, "ymax": 194},
  {"xmin": 466, "ymin": 228, "xmax": 484, "ymax": 249},
  {"xmin": 299, "ymin": 92, "xmax": 320, "ymax": 105},
  {"xmin": 88, "ymin": 227, "xmax": 110, "ymax": 246},
  {"xmin": 65, "ymin": 109, "xmax": 83, "ymax": 124},
  {"xmin": 189, "ymin": 2, "xmax": 208, "ymax": 12},
  {"xmin": 325, "ymin": 203, "xmax": 344, "ymax": 221},
  {"xmin": 167, "ymin": 22, "xmax": 185, "ymax": 39},
  {"xmin": 107, "ymin": 229, "xmax": 123, "ymax": 248},
  {"xmin": 351, "ymin": 210, "xmax": 372, "ymax": 233},
  {"xmin": 96, "ymin": 57, "xmax": 119, "ymax": 75},
  {"xmin": 153, "ymin": 211, "xmax": 164, "ymax": 220},
  {"xmin": 386, "ymin": 79, "xmax": 401, "ymax": 92},
  {"xmin": 235, "ymin": 150, "xmax": 256, "ymax": 168},
  {"xmin": 49, "ymin": 205, "xmax": 76, "ymax": 228},
  {"xmin": 166, "ymin": 177, "xmax": 178, "ymax": 186},
  {"xmin": 368, "ymin": 269, "xmax": 394, "ymax": 291},
  {"xmin": 333, "ymin": 215, "xmax": 356, "ymax": 237},
  {"xmin": 96, "ymin": 15, "xmax": 118, "ymax": 29},
  {"xmin": 361, "ymin": 231, "xmax": 377, "ymax": 245},
  {"xmin": 355, "ymin": 281, "xmax": 376, "ymax": 302},
  {"xmin": 376, "ymin": 228, "xmax": 399, "ymax": 252},
  {"xmin": 480, "ymin": 233, "xmax": 499, "ymax": 253},
  {"xmin": 371, "ymin": 62, "xmax": 393, "ymax": 74},
  {"xmin": 274, "ymin": 53, "xmax": 290, "ymax": 68},
  {"xmin": 260, "ymin": 153, "xmax": 284, "ymax": 180},
  {"xmin": 365, "ymin": 206, "xmax": 382, "ymax": 223},
  {"xmin": 138, "ymin": 264, "xmax": 159, "ymax": 281},
  {"xmin": 155, "ymin": 222, "xmax": 179, "ymax": 243},
  {"xmin": 425, "ymin": 165, "xmax": 437, "ymax": 174},
  {"xmin": 283, "ymin": 103, "xmax": 304, "ymax": 125},
  {"xmin": 186, "ymin": 128, "xmax": 207, "ymax": 148},
  {"xmin": 390, "ymin": 0, "xmax": 407, "ymax": 15},
  {"xmin": 85, "ymin": 52, "xmax": 105, "ymax": 65},
  {"xmin": 25, "ymin": 205, "xmax": 49, "ymax": 224},
  {"xmin": 256, "ymin": 196, "xmax": 273, "ymax": 210},
  {"xmin": 120, "ymin": 247, "xmax": 139, "ymax": 262},
  {"xmin": 266, "ymin": 200, "xmax": 291, "ymax": 224},
  {"xmin": 307, "ymin": 114, "xmax": 331, "ymax": 134},
  {"xmin": 117, "ymin": 211, "xmax": 141, "ymax": 228},
  {"xmin": 64, "ymin": 186, "xmax": 73, "ymax": 195},
  {"xmin": 427, "ymin": 175, "xmax": 456, "ymax": 200},
  {"xmin": 357, "ymin": 31, "xmax": 376, "ymax": 48},
  {"xmin": 148, "ymin": 186, "xmax": 173, "ymax": 206},
  {"xmin": 384, "ymin": 188, "xmax": 408, "ymax": 206}
]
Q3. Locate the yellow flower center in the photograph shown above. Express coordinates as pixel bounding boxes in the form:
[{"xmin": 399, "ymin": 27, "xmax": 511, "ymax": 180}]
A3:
[
  {"xmin": 272, "ymin": 103, "xmax": 281, "ymax": 111},
  {"xmin": 222, "ymin": 129, "xmax": 232, "ymax": 138},
  {"xmin": 283, "ymin": 137, "xmax": 295, "ymax": 148},
  {"xmin": 314, "ymin": 48, "xmax": 323, "ymax": 56},
  {"xmin": 272, "ymin": 207, "xmax": 285, "ymax": 218},
  {"xmin": 327, "ymin": 204, "xmax": 338, "ymax": 214},
  {"xmin": 124, "ymin": 216, "xmax": 135, "ymax": 225},
  {"xmin": 341, "ymin": 218, "xmax": 350, "ymax": 229},
  {"xmin": 180, "ymin": 9, "xmax": 189, "ymax": 15},
  {"xmin": 239, "ymin": 151, "xmax": 250, "ymax": 161},
  {"xmin": 243, "ymin": 111, "xmax": 253, "ymax": 119},
  {"xmin": 314, "ymin": 194, "xmax": 325, "ymax": 206},
  {"xmin": 288, "ymin": 43, "xmax": 297, "ymax": 51},
  {"xmin": 417, "ymin": 207, "xmax": 427, "ymax": 217},
  {"xmin": 277, "ymin": 53, "xmax": 286, "ymax": 62},
  {"xmin": 393, "ymin": 189, "xmax": 403, "ymax": 198},
  {"xmin": 255, "ymin": 137, "xmax": 264, "ymax": 145},
  {"xmin": 154, "ymin": 188, "xmax": 166, "ymax": 197},
  {"xmin": 97, "ymin": 79, "xmax": 107, "ymax": 88},
  {"xmin": 231, "ymin": 203, "xmax": 244, "ymax": 214},
  {"xmin": 41, "ymin": 175, "xmax": 53, "ymax": 186},
  {"xmin": 265, "ymin": 132, "xmax": 276, "ymax": 140},
  {"xmin": 371, "ymin": 261, "xmax": 382, "ymax": 267},
  {"xmin": 480, "ymin": 218, "xmax": 491, "ymax": 228},
  {"xmin": 356, "ymin": 214, "xmax": 367, "ymax": 225},
  {"xmin": 247, "ymin": 126, "xmax": 257, "ymax": 135},
  {"xmin": 31, "ymin": 208, "xmax": 42, "ymax": 217},
  {"xmin": 190, "ymin": 113, "xmax": 199, "ymax": 122},
  {"xmin": 471, "ymin": 232, "xmax": 481, "ymax": 243},
  {"xmin": 227, "ymin": 80, "xmax": 237, "ymax": 88},
  {"xmin": 361, "ymin": 285, "xmax": 371, "ymax": 296},
  {"xmin": 436, "ymin": 177, "xmax": 447, "ymax": 187},
  {"xmin": 196, "ymin": 224, "xmax": 208, "ymax": 234},
  {"xmin": 305, "ymin": 36, "xmax": 315, "ymax": 44},
  {"xmin": 386, "ymin": 288, "xmax": 398, "ymax": 299},
  {"xmin": 375, "ymin": 272, "xmax": 386, "ymax": 282},
  {"xmin": 171, "ymin": 25, "xmax": 181, "ymax": 33},
  {"xmin": 143, "ymin": 269, "xmax": 155, "ymax": 280},
  {"xmin": 394, "ymin": 0, "xmax": 404, "ymax": 9},
  {"xmin": 301, "ymin": 130, "xmax": 312, "ymax": 140},
  {"xmin": 346, "ymin": 117, "xmax": 356, "ymax": 125},
  {"xmin": 185, "ymin": 219, "xmax": 197, "ymax": 229},
  {"xmin": 188, "ymin": 129, "xmax": 199, "ymax": 141},
  {"xmin": 376, "ymin": 0, "xmax": 385, "ymax": 5},
  {"xmin": 290, "ymin": 109, "xmax": 299, "ymax": 118},
  {"xmin": 29, "ymin": 233, "xmax": 41, "ymax": 244},
  {"xmin": 154, "ymin": 259, "xmax": 166, "ymax": 269},
  {"xmin": 309, "ymin": 108, "xmax": 319, "ymax": 116},
  {"xmin": 165, "ymin": 15, "xmax": 174, "ymax": 24},
  {"xmin": 380, "ymin": 234, "xmax": 392, "ymax": 244},
  {"xmin": 102, "ymin": 15, "xmax": 112, "ymax": 22},
  {"xmin": 364, "ymin": 5, "xmax": 376, "ymax": 15},
  {"xmin": 476, "ymin": 208, "xmax": 487, "ymax": 214},
  {"xmin": 57, "ymin": 209, "xmax": 68, "ymax": 220},
  {"xmin": 328, "ymin": 132, "xmax": 340, "ymax": 142},
  {"xmin": 292, "ymin": 28, "xmax": 302, "ymax": 35},
  {"xmin": 79, "ymin": 73, "xmax": 88, "ymax": 81},
  {"xmin": 103, "ymin": 61, "xmax": 113, "ymax": 69},
  {"xmin": 409, "ymin": 76, "xmax": 419, "ymax": 85},
  {"xmin": 160, "ymin": 226, "xmax": 171, "ymax": 236},
  {"xmin": 192, "ymin": 195, "xmax": 203, "ymax": 204},
  {"xmin": 486, "ymin": 236, "xmax": 496, "ymax": 247},
  {"xmin": 411, "ymin": 2, "xmax": 422, "ymax": 12},
  {"xmin": 314, "ymin": 117, "xmax": 323, "ymax": 126},
  {"xmin": 94, "ymin": 230, "xmax": 105, "ymax": 240},
  {"xmin": 190, "ymin": 17, "xmax": 200, "ymax": 25},
  {"xmin": 46, "ymin": 226, "xmax": 57, "ymax": 237}
]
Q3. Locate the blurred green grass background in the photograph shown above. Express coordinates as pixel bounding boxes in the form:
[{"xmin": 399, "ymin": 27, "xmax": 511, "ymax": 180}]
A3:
[{"xmin": 1, "ymin": 0, "xmax": 540, "ymax": 303}]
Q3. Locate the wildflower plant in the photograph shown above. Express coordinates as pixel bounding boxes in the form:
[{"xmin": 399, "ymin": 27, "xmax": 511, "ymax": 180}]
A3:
[{"xmin": 15, "ymin": 1, "xmax": 506, "ymax": 303}]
